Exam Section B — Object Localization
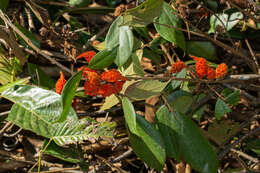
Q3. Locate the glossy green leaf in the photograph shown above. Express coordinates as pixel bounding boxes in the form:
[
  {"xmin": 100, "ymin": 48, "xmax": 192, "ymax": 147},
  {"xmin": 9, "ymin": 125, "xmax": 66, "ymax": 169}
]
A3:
[
  {"xmin": 122, "ymin": 97, "xmax": 137, "ymax": 134},
  {"xmin": 27, "ymin": 63, "xmax": 55, "ymax": 89},
  {"xmin": 58, "ymin": 70, "xmax": 83, "ymax": 122},
  {"xmin": 125, "ymin": 80, "xmax": 169, "ymax": 101},
  {"xmin": 171, "ymin": 69, "xmax": 187, "ymax": 90},
  {"xmin": 215, "ymin": 98, "xmax": 231, "ymax": 120},
  {"xmin": 171, "ymin": 111, "xmax": 218, "ymax": 173},
  {"xmin": 2, "ymin": 85, "xmax": 115, "ymax": 146},
  {"xmin": 115, "ymin": 26, "xmax": 134, "ymax": 66},
  {"xmin": 15, "ymin": 24, "xmax": 40, "ymax": 49},
  {"xmin": 43, "ymin": 140, "xmax": 80, "ymax": 163},
  {"xmin": 0, "ymin": 77, "xmax": 30, "ymax": 93},
  {"xmin": 129, "ymin": 114, "xmax": 166, "ymax": 171},
  {"xmin": 105, "ymin": 16, "xmax": 122, "ymax": 50},
  {"xmin": 88, "ymin": 47, "xmax": 117, "ymax": 69},
  {"xmin": 186, "ymin": 41, "xmax": 217, "ymax": 61},
  {"xmin": 123, "ymin": 0, "xmax": 164, "ymax": 27},
  {"xmin": 155, "ymin": 105, "xmax": 180, "ymax": 160},
  {"xmin": 208, "ymin": 12, "xmax": 243, "ymax": 33},
  {"xmin": 154, "ymin": 2, "xmax": 185, "ymax": 50}
]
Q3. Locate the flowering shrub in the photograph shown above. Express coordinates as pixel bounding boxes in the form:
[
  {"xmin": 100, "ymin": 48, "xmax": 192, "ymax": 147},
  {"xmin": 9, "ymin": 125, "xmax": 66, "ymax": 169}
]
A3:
[
  {"xmin": 75, "ymin": 51, "xmax": 126, "ymax": 97},
  {"xmin": 190, "ymin": 55, "xmax": 228, "ymax": 79}
]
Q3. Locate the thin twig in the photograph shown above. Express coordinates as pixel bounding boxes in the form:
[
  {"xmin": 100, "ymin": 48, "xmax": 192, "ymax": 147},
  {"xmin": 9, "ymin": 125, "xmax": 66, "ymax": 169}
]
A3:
[
  {"xmin": 218, "ymin": 126, "xmax": 260, "ymax": 160},
  {"xmin": 88, "ymin": 149, "xmax": 133, "ymax": 173},
  {"xmin": 126, "ymin": 75, "xmax": 260, "ymax": 84},
  {"xmin": 245, "ymin": 39, "xmax": 259, "ymax": 74},
  {"xmin": 231, "ymin": 149, "xmax": 260, "ymax": 164}
]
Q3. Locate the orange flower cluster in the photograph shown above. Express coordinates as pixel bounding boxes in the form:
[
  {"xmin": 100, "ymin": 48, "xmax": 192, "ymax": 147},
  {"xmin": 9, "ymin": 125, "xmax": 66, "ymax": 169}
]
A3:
[
  {"xmin": 77, "ymin": 51, "xmax": 96, "ymax": 63},
  {"xmin": 76, "ymin": 51, "xmax": 126, "ymax": 97},
  {"xmin": 171, "ymin": 61, "xmax": 187, "ymax": 73},
  {"xmin": 216, "ymin": 63, "xmax": 228, "ymax": 78},
  {"xmin": 56, "ymin": 71, "xmax": 66, "ymax": 94},
  {"xmin": 191, "ymin": 55, "xmax": 228, "ymax": 79},
  {"xmin": 83, "ymin": 69, "xmax": 126, "ymax": 97}
]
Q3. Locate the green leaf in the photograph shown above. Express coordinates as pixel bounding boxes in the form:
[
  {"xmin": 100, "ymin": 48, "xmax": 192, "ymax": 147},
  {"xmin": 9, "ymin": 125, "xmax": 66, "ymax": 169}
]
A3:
[
  {"xmin": 69, "ymin": 0, "xmax": 91, "ymax": 7},
  {"xmin": 27, "ymin": 63, "xmax": 55, "ymax": 89},
  {"xmin": 155, "ymin": 105, "xmax": 180, "ymax": 160},
  {"xmin": 0, "ymin": 55, "xmax": 12, "ymax": 85},
  {"xmin": 15, "ymin": 24, "xmax": 40, "ymax": 49},
  {"xmin": 171, "ymin": 69, "xmax": 187, "ymax": 90},
  {"xmin": 115, "ymin": 26, "xmax": 134, "ymax": 67},
  {"xmin": 154, "ymin": 2, "xmax": 186, "ymax": 50},
  {"xmin": 167, "ymin": 90, "xmax": 193, "ymax": 114},
  {"xmin": 122, "ymin": 97, "xmax": 137, "ymax": 135},
  {"xmin": 2, "ymin": 85, "xmax": 72, "ymax": 138},
  {"xmin": 192, "ymin": 94, "xmax": 208, "ymax": 122},
  {"xmin": 225, "ymin": 90, "xmax": 240, "ymax": 106},
  {"xmin": 208, "ymin": 12, "xmax": 243, "ymax": 33},
  {"xmin": 123, "ymin": 0, "xmax": 164, "ymax": 27},
  {"xmin": 186, "ymin": 41, "xmax": 217, "ymax": 61},
  {"xmin": 0, "ymin": 0, "xmax": 9, "ymax": 12},
  {"xmin": 42, "ymin": 140, "xmax": 80, "ymax": 163},
  {"xmin": 88, "ymin": 47, "xmax": 117, "ymax": 70},
  {"xmin": 125, "ymin": 80, "xmax": 169, "ymax": 101},
  {"xmin": 215, "ymin": 98, "xmax": 232, "ymax": 120},
  {"xmin": 2, "ymin": 85, "xmax": 115, "ymax": 146},
  {"xmin": 0, "ymin": 77, "xmax": 30, "ymax": 93},
  {"xmin": 171, "ymin": 111, "xmax": 218, "ymax": 173},
  {"xmin": 129, "ymin": 114, "xmax": 166, "ymax": 171},
  {"xmin": 105, "ymin": 16, "xmax": 122, "ymax": 50},
  {"xmin": 58, "ymin": 70, "xmax": 83, "ymax": 122},
  {"xmin": 98, "ymin": 94, "xmax": 120, "ymax": 112},
  {"xmin": 121, "ymin": 49, "xmax": 144, "ymax": 77}
]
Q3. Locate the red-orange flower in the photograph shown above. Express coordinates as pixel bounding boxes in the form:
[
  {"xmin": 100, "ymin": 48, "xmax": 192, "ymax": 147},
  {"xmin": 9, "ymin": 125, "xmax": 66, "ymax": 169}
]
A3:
[
  {"xmin": 84, "ymin": 81, "xmax": 99, "ymax": 96},
  {"xmin": 98, "ymin": 84, "xmax": 117, "ymax": 97},
  {"xmin": 216, "ymin": 63, "xmax": 228, "ymax": 78},
  {"xmin": 56, "ymin": 71, "xmax": 66, "ymax": 94},
  {"xmin": 207, "ymin": 65, "xmax": 216, "ymax": 80},
  {"xmin": 193, "ymin": 57, "xmax": 207, "ymax": 78},
  {"xmin": 77, "ymin": 51, "xmax": 96, "ymax": 63},
  {"xmin": 101, "ymin": 69, "xmax": 126, "ymax": 82},
  {"xmin": 171, "ymin": 61, "xmax": 186, "ymax": 73},
  {"xmin": 83, "ymin": 70, "xmax": 101, "ymax": 96}
]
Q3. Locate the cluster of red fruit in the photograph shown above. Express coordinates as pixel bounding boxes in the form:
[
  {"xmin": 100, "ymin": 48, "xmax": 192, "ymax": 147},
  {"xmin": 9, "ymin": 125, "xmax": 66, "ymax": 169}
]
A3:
[
  {"xmin": 56, "ymin": 51, "xmax": 126, "ymax": 98},
  {"xmin": 170, "ymin": 55, "xmax": 228, "ymax": 79}
]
